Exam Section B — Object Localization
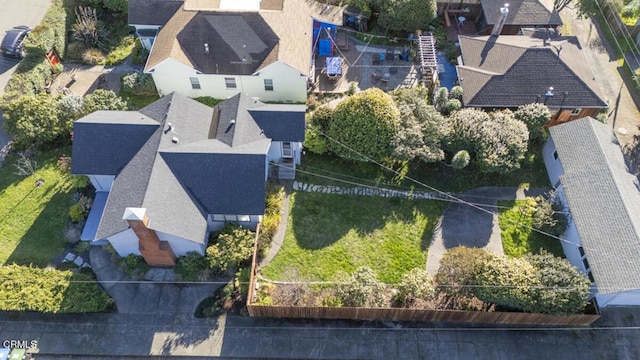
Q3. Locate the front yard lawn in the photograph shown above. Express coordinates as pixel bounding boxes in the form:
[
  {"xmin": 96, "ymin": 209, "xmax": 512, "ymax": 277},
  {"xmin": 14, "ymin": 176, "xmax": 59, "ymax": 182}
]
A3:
[
  {"xmin": 498, "ymin": 200, "xmax": 564, "ymax": 258},
  {"xmin": 0, "ymin": 149, "xmax": 75, "ymax": 266},
  {"xmin": 260, "ymin": 192, "xmax": 446, "ymax": 284}
]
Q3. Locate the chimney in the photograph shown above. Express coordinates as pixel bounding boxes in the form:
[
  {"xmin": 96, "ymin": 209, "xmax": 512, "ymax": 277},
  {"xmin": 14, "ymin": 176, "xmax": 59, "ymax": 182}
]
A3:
[
  {"xmin": 123, "ymin": 208, "xmax": 176, "ymax": 267},
  {"xmin": 491, "ymin": 3, "xmax": 509, "ymax": 36}
]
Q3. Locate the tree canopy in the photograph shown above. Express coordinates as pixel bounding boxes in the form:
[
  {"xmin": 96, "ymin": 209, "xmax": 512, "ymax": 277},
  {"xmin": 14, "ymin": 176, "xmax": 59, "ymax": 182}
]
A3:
[
  {"xmin": 328, "ymin": 88, "xmax": 400, "ymax": 161},
  {"xmin": 82, "ymin": 89, "xmax": 128, "ymax": 114},
  {"xmin": 377, "ymin": 0, "xmax": 437, "ymax": 32},
  {"xmin": 2, "ymin": 93, "xmax": 63, "ymax": 149},
  {"xmin": 514, "ymin": 103, "xmax": 551, "ymax": 142}
]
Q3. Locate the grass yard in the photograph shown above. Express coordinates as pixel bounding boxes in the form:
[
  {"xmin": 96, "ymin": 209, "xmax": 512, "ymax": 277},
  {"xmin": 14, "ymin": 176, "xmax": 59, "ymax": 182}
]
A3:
[
  {"xmin": 298, "ymin": 144, "xmax": 549, "ymax": 194},
  {"xmin": 120, "ymin": 89, "xmax": 160, "ymax": 110},
  {"xmin": 498, "ymin": 200, "xmax": 564, "ymax": 258},
  {"xmin": 260, "ymin": 192, "xmax": 446, "ymax": 284},
  {"xmin": 0, "ymin": 149, "xmax": 75, "ymax": 266}
]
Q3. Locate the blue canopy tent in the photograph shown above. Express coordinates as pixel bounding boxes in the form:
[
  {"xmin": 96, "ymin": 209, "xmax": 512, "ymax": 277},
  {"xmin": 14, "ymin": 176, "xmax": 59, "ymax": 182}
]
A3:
[{"xmin": 313, "ymin": 20, "xmax": 337, "ymax": 56}]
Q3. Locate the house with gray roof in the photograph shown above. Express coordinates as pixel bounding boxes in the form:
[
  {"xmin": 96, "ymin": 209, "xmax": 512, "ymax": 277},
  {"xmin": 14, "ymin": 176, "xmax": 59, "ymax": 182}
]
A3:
[
  {"xmin": 457, "ymin": 30, "xmax": 608, "ymax": 126},
  {"xmin": 72, "ymin": 92, "xmax": 305, "ymax": 266},
  {"xmin": 543, "ymin": 117, "xmax": 640, "ymax": 307},
  {"xmin": 479, "ymin": 0, "xmax": 562, "ymax": 35},
  {"xmin": 129, "ymin": 0, "xmax": 343, "ymax": 103}
]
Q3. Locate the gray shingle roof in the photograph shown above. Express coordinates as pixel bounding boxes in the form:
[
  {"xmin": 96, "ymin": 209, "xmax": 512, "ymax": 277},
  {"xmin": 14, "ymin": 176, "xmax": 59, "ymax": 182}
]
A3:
[
  {"xmin": 72, "ymin": 112, "xmax": 159, "ymax": 175},
  {"xmin": 176, "ymin": 12, "xmax": 279, "ymax": 75},
  {"xmin": 128, "ymin": 0, "xmax": 184, "ymax": 25},
  {"xmin": 249, "ymin": 104, "xmax": 306, "ymax": 142},
  {"xmin": 73, "ymin": 92, "xmax": 300, "ymax": 243},
  {"xmin": 481, "ymin": 0, "xmax": 562, "ymax": 26},
  {"xmin": 549, "ymin": 117, "xmax": 640, "ymax": 294},
  {"xmin": 457, "ymin": 33, "xmax": 607, "ymax": 109}
]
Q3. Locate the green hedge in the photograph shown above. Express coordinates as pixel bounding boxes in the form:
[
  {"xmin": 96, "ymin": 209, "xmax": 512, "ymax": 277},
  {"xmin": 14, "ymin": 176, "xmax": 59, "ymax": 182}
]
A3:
[
  {"xmin": 2, "ymin": 0, "xmax": 66, "ymax": 99},
  {"xmin": 0, "ymin": 264, "xmax": 113, "ymax": 313}
]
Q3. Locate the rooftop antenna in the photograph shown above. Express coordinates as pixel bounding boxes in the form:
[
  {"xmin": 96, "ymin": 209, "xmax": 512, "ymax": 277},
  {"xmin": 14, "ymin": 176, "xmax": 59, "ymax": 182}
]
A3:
[{"xmin": 543, "ymin": 86, "xmax": 554, "ymax": 105}]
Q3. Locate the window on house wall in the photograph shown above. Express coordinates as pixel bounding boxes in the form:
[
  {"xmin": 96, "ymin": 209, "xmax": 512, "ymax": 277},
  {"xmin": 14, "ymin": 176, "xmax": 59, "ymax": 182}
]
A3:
[
  {"xmin": 212, "ymin": 214, "xmax": 251, "ymax": 222},
  {"xmin": 264, "ymin": 79, "xmax": 274, "ymax": 91},
  {"xmin": 237, "ymin": 215, "xmax": 251, "ymax": 222},
  {"xmin": 587, "ymin": 271, "xmax": 595, "ymax": 283},
  {"xmin": 571, "ymin": 108, "xmax": 582, "ymax": 116},
  {"xmin": 553, "ymin": 151, "xmax": 558, "ymax": 160},
  {"xmin": 225, "ymin": 77, "xmax": 237, "ymax": 89},
  {"xmin": 582, "ymin": 257, "xmax": 590, "ymax": 271},
  {"xmin": 189, "ymin": 77, "xmax": 201, "ymax": 89},
  {"xmin": 578, "ymin": 246, "xmax": 585, "ymax": 258},
  {"xmin": 282, "ymin": 142, "xmax": 293, "ymax": 158}
]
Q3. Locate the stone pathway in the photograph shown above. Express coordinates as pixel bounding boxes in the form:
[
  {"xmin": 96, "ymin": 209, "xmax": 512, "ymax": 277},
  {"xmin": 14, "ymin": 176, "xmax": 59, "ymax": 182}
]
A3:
[{"xmin": 292, "ymin": 181, "xmax": 450, "ymax": 200}]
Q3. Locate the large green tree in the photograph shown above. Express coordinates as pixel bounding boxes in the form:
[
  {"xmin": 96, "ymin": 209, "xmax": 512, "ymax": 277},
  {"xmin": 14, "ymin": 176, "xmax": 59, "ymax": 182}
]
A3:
[
  {"xmin": 391, "ymin": 88, "xmax": 448, "ymax": 163},
  {"xmin": 513, "ymin": 103, "xmax": 551, "ymax": 142},
  {"xmin": 2, "ymin": 93, "xmax": 63, "ymax": 149},
  {"xmin": 377, "ymin": 0, "xmax": 437, "ymax": 32},
  {"xmin": 328, "ymin": 88, "xmax": 400, "ymax": 161},
  {"xmin": 476, "ymin": 110, "xmax": 529, "ymax": 174}
]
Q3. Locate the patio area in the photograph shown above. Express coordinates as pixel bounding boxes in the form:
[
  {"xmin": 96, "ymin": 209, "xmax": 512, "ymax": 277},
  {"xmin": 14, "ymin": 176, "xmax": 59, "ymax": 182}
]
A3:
[{"xmin": 310, "ymin": 33, "xmax": 421, "ymax": 93}]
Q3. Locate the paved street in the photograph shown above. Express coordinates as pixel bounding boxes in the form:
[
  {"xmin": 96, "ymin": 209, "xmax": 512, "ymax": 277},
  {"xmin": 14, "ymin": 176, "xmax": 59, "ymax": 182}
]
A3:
[{"xmin": 0, "ymin": 0, "xmax": 52, "ymax": 162}]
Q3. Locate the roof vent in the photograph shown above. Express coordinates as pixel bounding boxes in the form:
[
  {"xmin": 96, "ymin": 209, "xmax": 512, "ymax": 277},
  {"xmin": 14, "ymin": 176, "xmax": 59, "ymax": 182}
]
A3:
[
  {"xmin": 204, "ymin": 43, "xmax": 209, "ymax": 54},
  {"xmin": 230, "ymin": 119, "xmax": 236, "ymax": 125},
  {"xmin": 172, "ymin": 136, "xmax": 179, "ymax": 144},
  {"xmin": 164, "ymin": 122, "xmax": 173, "ymax": 134}
]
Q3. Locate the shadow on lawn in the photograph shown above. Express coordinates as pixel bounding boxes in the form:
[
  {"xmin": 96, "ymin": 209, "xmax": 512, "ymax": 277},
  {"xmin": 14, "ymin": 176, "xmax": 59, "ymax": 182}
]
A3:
[
  {"xmin": 289, "ymin": 192, "xmax": 433, "ymax": 250},
  {"xmin": 5, "ymin": 188, "xmax": 73, "ymax": 267}
]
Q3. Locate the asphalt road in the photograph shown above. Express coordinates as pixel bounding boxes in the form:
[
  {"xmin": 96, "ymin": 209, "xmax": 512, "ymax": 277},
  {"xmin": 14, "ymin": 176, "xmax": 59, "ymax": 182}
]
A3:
[{"xmin": 0, "ymin": 0, "xmax": 52, "ymax": 159}]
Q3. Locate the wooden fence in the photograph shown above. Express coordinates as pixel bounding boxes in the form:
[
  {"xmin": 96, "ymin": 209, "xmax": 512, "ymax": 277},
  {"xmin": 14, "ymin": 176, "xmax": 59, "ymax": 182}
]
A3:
[{"xmin": 246, "ymin": 304, "xmax": 600, "ymax": 326}]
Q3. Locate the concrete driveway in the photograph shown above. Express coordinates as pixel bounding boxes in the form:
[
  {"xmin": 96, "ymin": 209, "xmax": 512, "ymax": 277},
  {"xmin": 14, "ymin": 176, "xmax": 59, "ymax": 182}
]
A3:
[
  {"xmin": 0, "ymin": 0, "xmax": 53, "ymax": 162},
  {"xmin": 426, "ymin": 187, "xmax": 547, "ymax": 274}
]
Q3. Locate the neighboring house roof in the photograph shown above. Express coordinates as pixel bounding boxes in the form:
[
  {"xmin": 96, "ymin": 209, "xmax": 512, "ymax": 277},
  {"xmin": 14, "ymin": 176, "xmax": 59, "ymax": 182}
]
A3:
[
  {"xmin": 128, "ymin": 0, "xmax": 184, "ymax": 25},
  {"xmin": 457, "ymin": 31, "xmax": 607, "ymax": 109},
  {"xmin": 549, "ymin": 117, "xmax": 640, "ymax": 294},
  {"xmin": 73, "ymin": 93, "xmax": 303, "ymax": 244},
  {"xmin": 144, "ymin": 0, "xmax": 314, "ymax": 75},
  {"xmin": 250, "ymin": 105, "xmax": 306, "ymax": 142},
  {"xmin": 481, "ymin": 0, "xmax": 562, "ymax": 26}
]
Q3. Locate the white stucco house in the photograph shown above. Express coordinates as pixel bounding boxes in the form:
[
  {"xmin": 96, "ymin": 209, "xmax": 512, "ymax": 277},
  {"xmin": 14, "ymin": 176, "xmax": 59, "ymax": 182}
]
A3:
[
  {"xmin": 72, "ymin": 93, "xmax": 305, "ymax": 266},
  {"xmin": 128, "ymin": 0, "xmax": 343, "ymax": 103},
  {"xmin": 543, "ymin": 117, "xmax": 640, "ymax": 307}
]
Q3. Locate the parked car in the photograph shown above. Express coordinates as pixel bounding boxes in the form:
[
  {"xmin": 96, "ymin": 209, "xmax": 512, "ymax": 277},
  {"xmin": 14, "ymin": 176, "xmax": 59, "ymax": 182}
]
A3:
[{"xmin": 1, "ymin": 26, "xmax": 31, "ymax": 58}]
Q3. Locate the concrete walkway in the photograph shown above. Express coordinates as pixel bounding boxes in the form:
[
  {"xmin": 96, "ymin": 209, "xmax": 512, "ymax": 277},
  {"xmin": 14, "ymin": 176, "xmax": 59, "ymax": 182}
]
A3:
[
  {"xmin": 292, "ymin": 181, "xmax": 449, "ymax": 200},
  {"xmin": 426, "ymin": 187, "xmax": 547, "ymax": 274}
]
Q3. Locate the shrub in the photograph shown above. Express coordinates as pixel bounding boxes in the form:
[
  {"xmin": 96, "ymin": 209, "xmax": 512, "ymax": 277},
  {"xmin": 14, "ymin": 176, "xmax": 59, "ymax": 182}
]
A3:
[
  {"xmin": 131, "ymin": 38, "xmax": 150, "ymax": 65},
  {"xmin": 434, "ymin": 87, "xmax": 449, "ymax": 112},
  {"xmin": 451, "ymin": 150, "xmax": 470, "ymax": 170},
  {"xmin": 175, "ymin": 252, "xmax": 209, "ymax": 281},
  {"xmin": 82, "ymin": 89, "xmax": 128, "ymax": 114},
  {"xmin": 73, "ymin": 241, "xmax": 91, "ymax": 254},
  {"xmin": 513, "ymin": 103, "xmax": 551, "ymax": 142},
  {"xmin": 104, "ymin": 36, "xmax": 135, "ymax": 65},
  {"xmin": 335, "ymin": 267, "xmax": 386, "ymax": 307},
  {"xmin": 435, "ymin": 246, "xmax": 492, "ymax": 298},
  {"xmin": 304, "ymin": 128, "xmax": 328, "ymax": 155},
  {"xmin": 444, "ymin": 99, "xmax": 462, "ymax": 114},
  {"xmin": 394, "ymin": 268, "xmax": 436, "ymax": 306},
  {"xmin": 82, "ymin": 48, "xmax": 106, "ymax": 65},
  {"xmin": 1, "ymin": 93, "xmax": 63, "ymax": 149},
  {"xmin": 116, "ymin": 254, "xmax": 149, "ymax": 279},
  {"xmin": 69, "ymin": 203, "xmax": 85, "ymax": 222},
  {"xmin": 193, "ymin": 97, "xmax": 223, "ymax": 107},
  {"xmin": 66, "ymin": 42, "xmax": 87, "ymax": 61},
  {"xmin": 532, "ymin": 193, "xmax": 568, "ymax": 237},
  {"xmin": 58, "ymin": 94, "xmax": 84, "ymax": 123},
  {"xmin": 474, "ymin": 255, "xmax": 538, "ymax": 311},
  {"xmin": 0, "ymin": 264, "xmax": 112, "ymax": 313},
  {"xmin": 206, "ymin": 227, "xmax": 255, "ymax": 273},
  {"xmin": 450, "ymin": 86, "xmax": 463, "ymax": 101},
  {"xmin": 122, "ymin": 72, "xmax": 157, "ymax": 95},
  {"xmin": 71, "ymin": 6, "xmax": 109, "ymax": 50},
  {"xmin": 56, "ymin": 262, "xmax": 79, "ymax": 271}
]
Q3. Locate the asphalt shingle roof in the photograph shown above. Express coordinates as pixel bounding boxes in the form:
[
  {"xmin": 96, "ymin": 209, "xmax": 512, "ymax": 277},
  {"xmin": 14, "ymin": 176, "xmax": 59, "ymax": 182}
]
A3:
[
  {"xmin": 457, "ymin": 32, "xmax": 607, "ymax": 109},
  {"xmin": 481, "ymin": 0, "xmax": 562, "ymax": 26},
  {"xmin": 128, "ymin": 0, "xmax": 184, "ymax": 25},
  {"xmin": 249, "ymin": 105, "xmax": 306, "ymax": 142},
  {"xmin": 549, "ymin": 117, "xmax": 640, "ymax": 294},
  {"xmin": 73, "ymin": 92, "xmax": 301, "ymax": 243}
]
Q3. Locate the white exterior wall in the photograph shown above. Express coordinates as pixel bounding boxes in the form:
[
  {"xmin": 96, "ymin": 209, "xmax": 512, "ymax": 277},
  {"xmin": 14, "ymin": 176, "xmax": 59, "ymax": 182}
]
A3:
[
  {"xmin": 267, "ymin": 141, "xmax": 303, "ymax": 165},
  {"xmin": 156, "ymin": 230, "xmax": 206, "ymax": 257},
  {"xmin": 292, "ymin": 141, "xmax": 302, "ymax": 165},
  {"xmin": 88, "ymin": 175, "xmax": 114, "ymax": 192},
  {"xmin": 149, "ymin": 59, "xmax": 306, "ymax": 103},
  {"xmin": 542, "ymin": 137, "xmax": 563, "ymax": 188},
  {"xmin": 596, "ymin": 290, "xmax": 640, "ymax": 307},
  {"xmin": 107, "ymin": 229, "xmax": 140, "ymax": 257}
]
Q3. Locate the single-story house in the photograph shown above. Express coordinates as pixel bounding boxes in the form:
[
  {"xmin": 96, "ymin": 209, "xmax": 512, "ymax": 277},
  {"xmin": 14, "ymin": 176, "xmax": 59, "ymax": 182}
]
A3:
[
  {"xmin": 543, "ymin": 117, "xmax": 640, "ymax": 307},
  {"xmin": 72, "ymin": 92, "xmax": 305, "ymax": 266},
  {"xmin": 457, "ymin": 30, "xmax": 608, "ymax": 126},
  {"xmin": 128, "ymin": 0, "xmax": 343, "ymax": 103}
]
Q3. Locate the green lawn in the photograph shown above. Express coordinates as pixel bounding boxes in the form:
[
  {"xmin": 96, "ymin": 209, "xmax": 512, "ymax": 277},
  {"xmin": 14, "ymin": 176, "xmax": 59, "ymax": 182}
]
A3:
[
  {"xmin": 260, "ymin": 192, "xmax": 446, "ymax": 284},
  {"xmin": 120, "ymin": 89, "xmax": 160, "ymax": 110},
  {"xmin": 298, "ymin": 144, "xmax": 549, "ymax": 194},
  {"xmin": 498, "ymin": 200, "xmax": 564, "ymax": 258},
  {"xmin": 0, "ymin": 149, "xmax": 75, "ymax": 266}
]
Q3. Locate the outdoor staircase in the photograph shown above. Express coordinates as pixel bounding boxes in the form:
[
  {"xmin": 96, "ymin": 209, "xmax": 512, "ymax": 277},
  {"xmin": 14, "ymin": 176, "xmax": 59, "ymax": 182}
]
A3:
[{"xmin": 278, "ymin": 159, "xmax": 296, "ymax": 180}]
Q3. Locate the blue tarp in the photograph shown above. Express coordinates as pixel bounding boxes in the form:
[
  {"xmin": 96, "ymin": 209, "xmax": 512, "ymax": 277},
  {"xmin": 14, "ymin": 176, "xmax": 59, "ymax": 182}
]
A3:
[
  {"xmin": 319, "ymin": 39, "xmax": 332, "ymax": 56},
  {"xmin": 80, "ymin": 191, "xmax": 109, "ymax": 241}
]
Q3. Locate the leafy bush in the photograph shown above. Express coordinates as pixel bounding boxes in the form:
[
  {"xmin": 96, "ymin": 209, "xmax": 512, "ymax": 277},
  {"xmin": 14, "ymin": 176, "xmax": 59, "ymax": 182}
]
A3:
[
  {"xmin": 0, "ymin": 264, "xmax": 113, "ymax": 313},
  {"xmin": 450, "ymin": 86, "xmax": 463, "ymax": 101},
  {"xmin": 513, "ymin": 103, "xmax": 551, "ymax": 142},
  {"xmin": 434, "ymin": 87, "xmax": 449, "ymax": 112},
  {"xmin": 335, "ymin": 267, "xmax": 386, "ymax": 307},
  {"xmin": 206, "ymin": 227, "xmax": 255, "ymax": 273},
  {"xmin": 1, "ymin": 93, "xmax": 64, "ymax": 149},
  {"xmin": 83, "ymin": 89, "xmax": 128, "ymax": 114},
  {"xmin": 58, "ymin": 94, "xmax": 84, "ymax": 123},
  {"xmin": 394, "ymin": 268, "xmax": 436, "ymax": 306},
  {"xmin": 435, "ymin": 246, "xmax": 493, "ymax": 298},
  {"xmin": 122, "ymin": 72, "xmax": 157, "ymax": 95},
  {"xmin": 82, "ymin": 48, "xmax": 106, "ymax": 65},
  {"xmin": 257, "ymin": 183, "xmax": 285, "ymax": 257},
  {"xmin": 56, "ymin": 261, "xmax": 79, "ymax": 271},
  {"xmin": 131, "ymin": 38, "xmax": 150, "ymax": 65},
  {"xmin": 116, "ymin": 254, "xmax": 149, "ymax": 279},
  {"xmin": 193, "ymin": 97, "xmax": 223, "ymax": 107},
  {"xmin": 175, "ymin": 252, "xmax": 209, "ymax": 281},
  {"xmin": 73, "ymin": 241, "xmax": 91, "ymax": 254},
  {"xmin": 445, "ymin": 99, "xmax": 462, "ymax": 114},
  {"xmin": 451, "ymin": 150, "xmax": 470, "ymax": 170},
  {"xmin": 66, "ymin": 42, "xmax": 87, "ymax": 60},
  {"xmin": 474, "ymin": 255, "xmax": 538, "ymax": 311},
  {"xmin": 532, "ymin": 193, "xmax": 568, "ymax": 237},
  {"xmin": 104, "ymin": 36, "xmax": 135, "ymax": 65},
  {"xmin": 69, "ymin": 203, "xmax": 86, "ymax": 222}
]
